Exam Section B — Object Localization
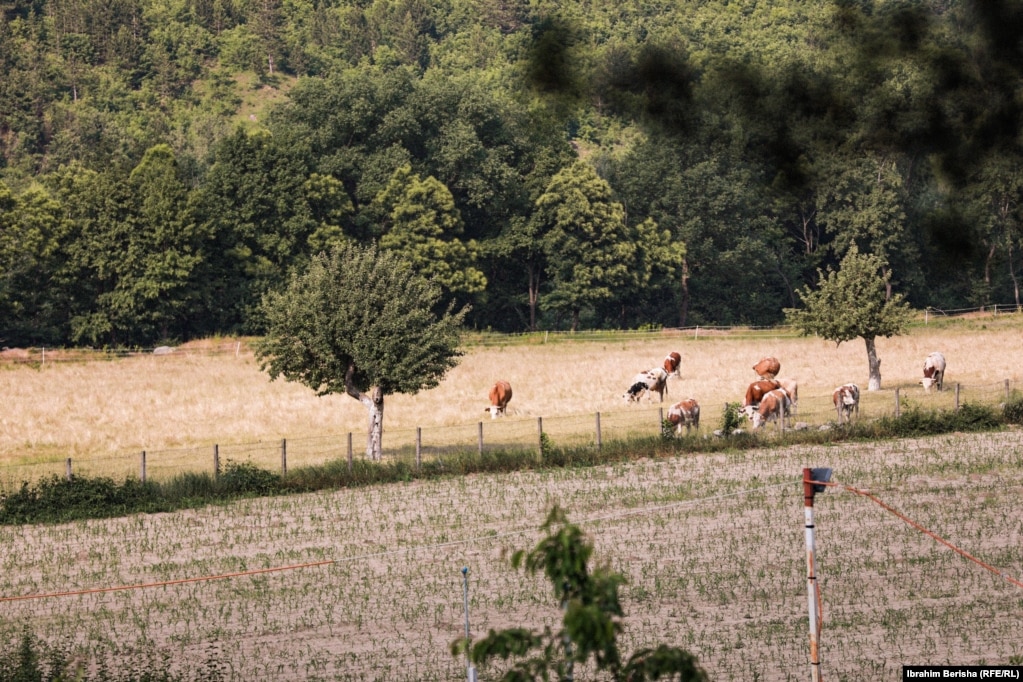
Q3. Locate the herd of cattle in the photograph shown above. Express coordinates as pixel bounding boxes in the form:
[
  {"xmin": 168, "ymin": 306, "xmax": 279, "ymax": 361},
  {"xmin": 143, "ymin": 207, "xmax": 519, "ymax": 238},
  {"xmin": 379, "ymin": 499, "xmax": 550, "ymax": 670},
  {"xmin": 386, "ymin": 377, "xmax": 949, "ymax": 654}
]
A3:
[{"xmin": 483, "ymin": 350, "xmax": 949, "ymax": 435}]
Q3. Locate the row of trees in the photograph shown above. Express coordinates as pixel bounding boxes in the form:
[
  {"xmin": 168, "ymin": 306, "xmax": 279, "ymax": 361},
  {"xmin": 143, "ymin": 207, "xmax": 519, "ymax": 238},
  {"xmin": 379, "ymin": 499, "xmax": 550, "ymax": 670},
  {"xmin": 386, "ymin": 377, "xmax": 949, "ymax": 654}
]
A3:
[{"xmin": 2, "ymin": 2, "xmax": 1023, "ymax": 346}]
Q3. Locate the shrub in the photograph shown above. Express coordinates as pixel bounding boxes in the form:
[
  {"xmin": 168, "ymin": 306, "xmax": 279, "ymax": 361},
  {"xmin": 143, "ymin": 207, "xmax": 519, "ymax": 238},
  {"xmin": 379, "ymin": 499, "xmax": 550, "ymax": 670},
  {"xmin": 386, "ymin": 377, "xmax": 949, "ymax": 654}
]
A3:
[
  {"xmin": 720, "ymin": 401, "xmax": 744, "ymax": 433},
  {"xmin": 1003, "ymin": 396, "xmax": 1023, "ymax": 424},
  {"xmin": 218, "ymin": 460, "xmax": 281, "ymax": 496}
]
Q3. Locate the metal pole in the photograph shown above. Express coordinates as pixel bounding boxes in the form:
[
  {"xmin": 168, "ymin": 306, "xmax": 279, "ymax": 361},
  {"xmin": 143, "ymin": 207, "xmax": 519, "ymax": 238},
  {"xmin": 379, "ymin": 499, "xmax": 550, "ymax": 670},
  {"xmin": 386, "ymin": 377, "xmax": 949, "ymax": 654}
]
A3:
[
  {"xmin": 477, "ymin": 422, "xmax": 483, "ymax": 456},
  {"xmin": 537, "ymin": 417, "xmax": 544, "ymax": 461},
  {"xmin": 347, "ymin": 432, "xmax": 353, "ymax": 472},
  {"xmin": 803, "ymin": 467, "xmax": 823, "ymax": 682},
  {"xmin": 595, "ymin": 412, "xmax": 602, "ymax": 452},
  {"xmin": 281, "ymin": 438, "xmax": 287, "ymax": 476},
  {"xmin": 213, "ymin": 444, "xmax": 220, "ymax": 480},
  {"xmin": 140, "ymin": 451, "xmax": 147, "ymax": 483},
  {"xmin": 894, "ymin": 388, "xmax": 900, "ymax": 418},
  {"xmin": 461, "ymin": 567, "xmax": 477, "ymax": 682},
  {"xmin": 955, "ymin": 383, "xmax": 960, "ymax": 411},
  {"xmin": 416, "ymin": 427, "xmax": 422, "ymax": 471}
]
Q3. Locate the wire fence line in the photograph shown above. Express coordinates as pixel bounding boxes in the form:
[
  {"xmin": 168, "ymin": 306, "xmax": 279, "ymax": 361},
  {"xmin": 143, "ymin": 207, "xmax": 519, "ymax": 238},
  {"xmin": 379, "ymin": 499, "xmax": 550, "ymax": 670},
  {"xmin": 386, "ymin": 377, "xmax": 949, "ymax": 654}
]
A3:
[
  {"xmin": 1, "ymin": 302, "xmax": 1022, "ymax": 363},
  {"xmin": 3, "ymin": 378, "xmax": 1019, "ymax": 492}
]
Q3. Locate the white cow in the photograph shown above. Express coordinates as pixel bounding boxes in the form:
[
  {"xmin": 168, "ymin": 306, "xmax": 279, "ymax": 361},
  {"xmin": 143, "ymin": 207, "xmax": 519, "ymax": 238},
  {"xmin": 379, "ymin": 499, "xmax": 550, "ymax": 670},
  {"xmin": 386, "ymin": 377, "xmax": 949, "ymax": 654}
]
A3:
[
  {"xmin": 922, "ymin": 352, "xmax": 946, "ymax": 392},
  {"xmin": 624, "ymin": 368, "xmax": 670, "ymax": 403},
  {"xmin": 833, "ymin": 383, "xmax": 860, "ymax": 424}
]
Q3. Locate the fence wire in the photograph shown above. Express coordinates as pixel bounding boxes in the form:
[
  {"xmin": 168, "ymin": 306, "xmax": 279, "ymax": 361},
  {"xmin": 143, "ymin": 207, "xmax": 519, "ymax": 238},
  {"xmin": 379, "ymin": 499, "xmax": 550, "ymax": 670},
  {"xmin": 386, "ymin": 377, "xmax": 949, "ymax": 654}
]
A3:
[{"xmin": 3, "ymin": 380, "xmax": 1021, "ymax": 491}]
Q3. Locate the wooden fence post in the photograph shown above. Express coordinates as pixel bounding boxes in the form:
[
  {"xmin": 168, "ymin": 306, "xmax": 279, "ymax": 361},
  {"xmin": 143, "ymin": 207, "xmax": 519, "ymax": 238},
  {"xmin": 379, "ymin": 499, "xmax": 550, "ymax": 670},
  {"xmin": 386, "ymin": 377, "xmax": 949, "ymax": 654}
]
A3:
[
  {"xmin": 955, "ymin": 383, "xmax": 961, "ymax": 411},
  {"xmin": 65, "ymin": 457, "xmax": 72, "ymax": 481},
  {"xmin": 537, "ymin": 417, "xmax": 544, "ymax": 460},
  {"xmin": 280, "ymin": 438, "xmax": 287, "ymax": 476},
  {"xmin": 140, "ymin": 451, "xmax": 147, "ymax": 483},
  {"xmin": 658, "ymin": 407, "xmax": 664, "ymax": 430},
  {"xmin": 213, "ymin": 444, "xmax": 220, "ymax": 480},
  {"xmin": 595, "ymin": 412, "xmax": 602, "ymax": 452},
  {"xmin": 347, "ymin": 432, "xmax": 353, "ymax": 472},
  {"xmin": 478, "ymin": 422, "xmax": 484, "ymax": 456},
  {"xmin": 895, "ymin": 388, "xmax": 900, "ymax": 418},
  {"xmin": 1006, "ymin": 379, "xmax": 1011, "ymax": 403}
]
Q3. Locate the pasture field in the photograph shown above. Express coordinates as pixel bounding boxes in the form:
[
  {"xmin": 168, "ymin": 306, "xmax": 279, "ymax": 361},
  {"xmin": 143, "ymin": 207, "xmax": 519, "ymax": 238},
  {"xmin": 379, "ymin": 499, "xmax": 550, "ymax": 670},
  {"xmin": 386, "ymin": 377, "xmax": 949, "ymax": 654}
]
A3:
[
  {"xmin": 1, "ymin": 429, "xmax": 1021, "ymax": 681},
  {"xmin": 2, "ymin": 313, "xmax": 1023, "ymax": 484},
  {"xmin": 0, "ymin": 315, "xmax": 1022, "ymax": 680}
]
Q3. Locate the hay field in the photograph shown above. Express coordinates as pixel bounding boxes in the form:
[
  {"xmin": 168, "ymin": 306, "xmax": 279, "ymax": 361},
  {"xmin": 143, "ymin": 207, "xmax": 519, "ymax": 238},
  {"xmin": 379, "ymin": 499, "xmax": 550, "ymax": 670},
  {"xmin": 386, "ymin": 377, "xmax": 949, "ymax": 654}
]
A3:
[
  {"xmin": 1, "ymin": 314, "xmax": 1022, "ymax": 478},
  {"xmin": 1, "ymin": 429, "xmax": 1021, "ymax": 681}
]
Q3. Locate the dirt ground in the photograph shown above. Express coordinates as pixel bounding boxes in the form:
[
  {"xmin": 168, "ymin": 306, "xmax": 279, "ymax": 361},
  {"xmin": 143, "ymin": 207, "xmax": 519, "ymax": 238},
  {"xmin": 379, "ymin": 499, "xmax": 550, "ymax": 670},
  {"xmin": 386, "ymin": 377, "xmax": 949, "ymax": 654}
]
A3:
[{"xmin": 2, "ymin": 429, "xmax": 1021, "ymax": 681}]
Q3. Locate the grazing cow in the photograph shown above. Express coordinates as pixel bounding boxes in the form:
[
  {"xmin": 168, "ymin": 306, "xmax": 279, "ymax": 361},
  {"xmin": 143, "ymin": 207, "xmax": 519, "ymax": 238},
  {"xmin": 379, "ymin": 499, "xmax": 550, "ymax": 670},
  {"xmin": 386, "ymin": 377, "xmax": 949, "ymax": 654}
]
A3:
[
  {"xmin": 777, "ymin": 377, "xmax": 799, "ymax": 414},
  {"xmin": 753, "ymin": 356, "xmax": 781, "ymax": 380},
  {"xmin": 624, "ymin": 368, "xmax": 670, "ymax": 403},
  {"xmin": 833, "ymin": 383, "xmax": 860, "ymax": 424},
  {"xmin": 922, "ymin": 352, "xmax": 946, "ymax": 392},
  {"xmin": 484, "ymin": 380, "xmax": 513, "ymax": 419},
  {"xmin": 667, "ymin": 398, "xmax": 700, "ymax": 435},
  {"xmin": 663, "ymin": 351, "xmax": 682, "ymax": 378},
  {"xmin": 742, "ymin": 379, "xmax": 781, "ymax": 419},
  {"xmin": 751, "ymin": 388, "xmax": 791, "ymax": 429}
]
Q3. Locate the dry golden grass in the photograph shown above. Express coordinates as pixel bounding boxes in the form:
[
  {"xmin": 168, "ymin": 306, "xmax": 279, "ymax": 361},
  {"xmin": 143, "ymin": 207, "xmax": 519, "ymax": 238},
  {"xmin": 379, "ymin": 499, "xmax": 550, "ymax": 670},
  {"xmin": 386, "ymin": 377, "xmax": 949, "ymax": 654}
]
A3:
[{"xmin": 2, "ymin": 314, "xmax": 1021, "ymax": 472}]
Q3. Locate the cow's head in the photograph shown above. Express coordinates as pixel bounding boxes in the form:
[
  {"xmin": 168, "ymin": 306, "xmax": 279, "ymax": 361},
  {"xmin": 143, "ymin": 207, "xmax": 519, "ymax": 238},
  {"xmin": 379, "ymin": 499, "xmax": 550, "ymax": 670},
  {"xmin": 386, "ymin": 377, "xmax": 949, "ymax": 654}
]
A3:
[{"xmin": 484, "ymin": 405, "xmax": 505, "ymax": 419}]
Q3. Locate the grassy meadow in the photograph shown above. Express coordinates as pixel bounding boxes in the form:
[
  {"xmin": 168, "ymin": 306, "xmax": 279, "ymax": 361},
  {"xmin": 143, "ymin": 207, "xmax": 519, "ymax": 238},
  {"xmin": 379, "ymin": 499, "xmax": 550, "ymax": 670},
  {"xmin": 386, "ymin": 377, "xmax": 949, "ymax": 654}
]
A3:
[
  {"xmin": 1, "ymin": 313, "xmax": 1022, "ymax": 482},
  {"xmin": 1, "ymin": 315, "xmax": 1022, "ymax": 680}
]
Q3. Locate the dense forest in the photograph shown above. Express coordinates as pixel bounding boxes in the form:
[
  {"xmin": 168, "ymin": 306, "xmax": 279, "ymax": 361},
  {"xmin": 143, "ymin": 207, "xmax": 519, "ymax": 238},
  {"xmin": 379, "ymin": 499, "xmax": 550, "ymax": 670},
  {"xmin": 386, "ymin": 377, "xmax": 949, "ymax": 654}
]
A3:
[{"xmin": 1, "ymin": 0, "xmax": 1021, "ymax": 346}]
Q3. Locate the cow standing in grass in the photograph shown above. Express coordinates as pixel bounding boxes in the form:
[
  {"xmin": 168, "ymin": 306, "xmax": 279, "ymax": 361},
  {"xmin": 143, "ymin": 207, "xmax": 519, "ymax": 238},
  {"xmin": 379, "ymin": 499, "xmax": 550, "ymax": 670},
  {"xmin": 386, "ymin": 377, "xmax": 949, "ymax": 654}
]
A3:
[
  {"xmin": 751, "ymin": 388, "xmax": 791, "ymax": 429},
  {"xmin": 753, "ymin": 356, "xmax": 780, "ymax": 380},
  {"xmin": 922, "ymin": 352, "xmax": 946, "ymax": 392},
  {"xmin": 833, "ymin": 383, "xmax": 860, "ymax": 424},
  {"xmin": 484, "ymin": 380, "xmax": 513, "ymax": 418},
  {"xmin": 667, "ymin": 398, "xmax": 700, "ymax": 435},
  {"xmin": 742, "ymin": 379, "xmax": 780, "ymax": 419},
  {"xmin": 624, "ymin": 368, "xmax": 670, "ymax": 403},
  {"xmin": 663, "ymin": 351, "xmax": 682, "ymax": 378}
]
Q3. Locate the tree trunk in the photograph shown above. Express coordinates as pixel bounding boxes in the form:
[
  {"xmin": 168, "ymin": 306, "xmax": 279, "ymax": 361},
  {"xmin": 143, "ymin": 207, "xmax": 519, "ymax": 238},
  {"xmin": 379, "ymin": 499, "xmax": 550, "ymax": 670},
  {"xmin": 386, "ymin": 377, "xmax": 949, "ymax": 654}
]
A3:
[
  {"xmin": 363, "ymin": 386, "xmax": 384, "ymax": 461},
  {"xmin": 864, "ymin": 336, "xmax": 881, "ymax": 391},
  {"xmin": 528, "ymin": 266, "xmax": 538, "ymax": 332},
  {"xmin": 678, "ymin": 257, "xmax": 690, "ymax": 328},
  {"xmin": 571, "ymin": 308, "xmax": 580, "ymax": 332},
  {"xmin": 345, "ymin": 362, "xmax": 385, "ymax": 461}
]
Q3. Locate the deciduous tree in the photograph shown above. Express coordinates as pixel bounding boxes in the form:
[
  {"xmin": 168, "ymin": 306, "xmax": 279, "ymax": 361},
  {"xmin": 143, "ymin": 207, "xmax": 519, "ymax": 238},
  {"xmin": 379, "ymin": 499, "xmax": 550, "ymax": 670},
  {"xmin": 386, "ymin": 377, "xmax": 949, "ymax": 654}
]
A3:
[
  {"xmin": 785, "ymin": 247, "xmax": 912, "ymax": 391},
  {"xmin": 256, "ymin": 244, "xmax": 468, "ymax": 461}
]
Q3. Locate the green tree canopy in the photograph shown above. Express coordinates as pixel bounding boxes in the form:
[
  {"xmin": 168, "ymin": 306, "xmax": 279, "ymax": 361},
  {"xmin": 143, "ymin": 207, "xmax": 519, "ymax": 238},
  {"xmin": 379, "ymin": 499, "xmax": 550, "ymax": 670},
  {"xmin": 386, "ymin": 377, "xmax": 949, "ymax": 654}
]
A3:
[
  {"xmin": 256, "ymin": 243, "xmax": 468, "ymax": 460},
  {"xmin": 535, "ymin": 160, "xmax": 636, "ymax": 331},
  {"xmin": 785, "ymin": 247, "xmax": 913, "ymax": 390},
  {"xmin": 373, "ymin": 164, "xmax": 486, "ymax": 294}
]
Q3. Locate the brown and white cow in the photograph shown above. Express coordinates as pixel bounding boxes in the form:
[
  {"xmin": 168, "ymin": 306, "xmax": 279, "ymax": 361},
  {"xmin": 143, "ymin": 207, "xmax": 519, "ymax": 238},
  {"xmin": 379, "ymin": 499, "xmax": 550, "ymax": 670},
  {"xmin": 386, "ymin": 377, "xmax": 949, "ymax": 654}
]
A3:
[
  {"xmin": 777, "ymin": 377, "xmax": 799, "ymax": 414},
  {"xmin": 663, "ymin": 351, "xmax": 682, "ymax": 378},
  {"xmin": 833, "ymin": 383, "xmax": 860, "ymax": 424},
  {"xmin": 751, "ymin": 388, "xmax": 791, "ymax": 429},
  {"xmin": 484, "ymin": 380, "xmax": 513, "ymax": 419},
  {"xmin": 922, "ymin": 352, "xmax": 946, "ymax": 392},
  {"xmin": 667, "ymin": 398, "xmax": 700, "ymax": 435},
  {"xmin": 742, "ymin": 379, "xmax": 781, "ymax": 419},
  {"xmin": 753, "ymin": 356, "xmax": 781, "ymax": 380},
  {"xmin": 624, "ymin": 368, "xmax": 670, "ymax": 403}
]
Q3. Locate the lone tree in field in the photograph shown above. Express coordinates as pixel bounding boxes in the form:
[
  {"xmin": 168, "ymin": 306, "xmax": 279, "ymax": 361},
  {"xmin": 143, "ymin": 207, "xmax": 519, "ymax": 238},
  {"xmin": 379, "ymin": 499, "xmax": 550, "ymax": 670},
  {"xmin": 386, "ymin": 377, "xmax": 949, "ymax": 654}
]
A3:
[
  {"xmin": 256, "ymin": 244, "xmax": 468, "ymax": 461},
  {"xmin": 453, "ymin": 506, "xmax": 708, "ymax": 682},
  {"xmin": 785, "ymin": 247, "xmax": 913, "ymax": 391}
]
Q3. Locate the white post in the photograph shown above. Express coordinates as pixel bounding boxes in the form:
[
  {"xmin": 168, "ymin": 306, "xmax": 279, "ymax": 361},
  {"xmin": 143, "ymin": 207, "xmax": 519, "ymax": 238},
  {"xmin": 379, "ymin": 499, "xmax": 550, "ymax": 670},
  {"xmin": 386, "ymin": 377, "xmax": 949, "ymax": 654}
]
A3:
[
  {"xmin": 803, "ymin": 468, "xmax": 823, "ymax": 682},
  {"xmin": 461, "ymin": 567, "xmax": 478, "ymax": 682}
]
